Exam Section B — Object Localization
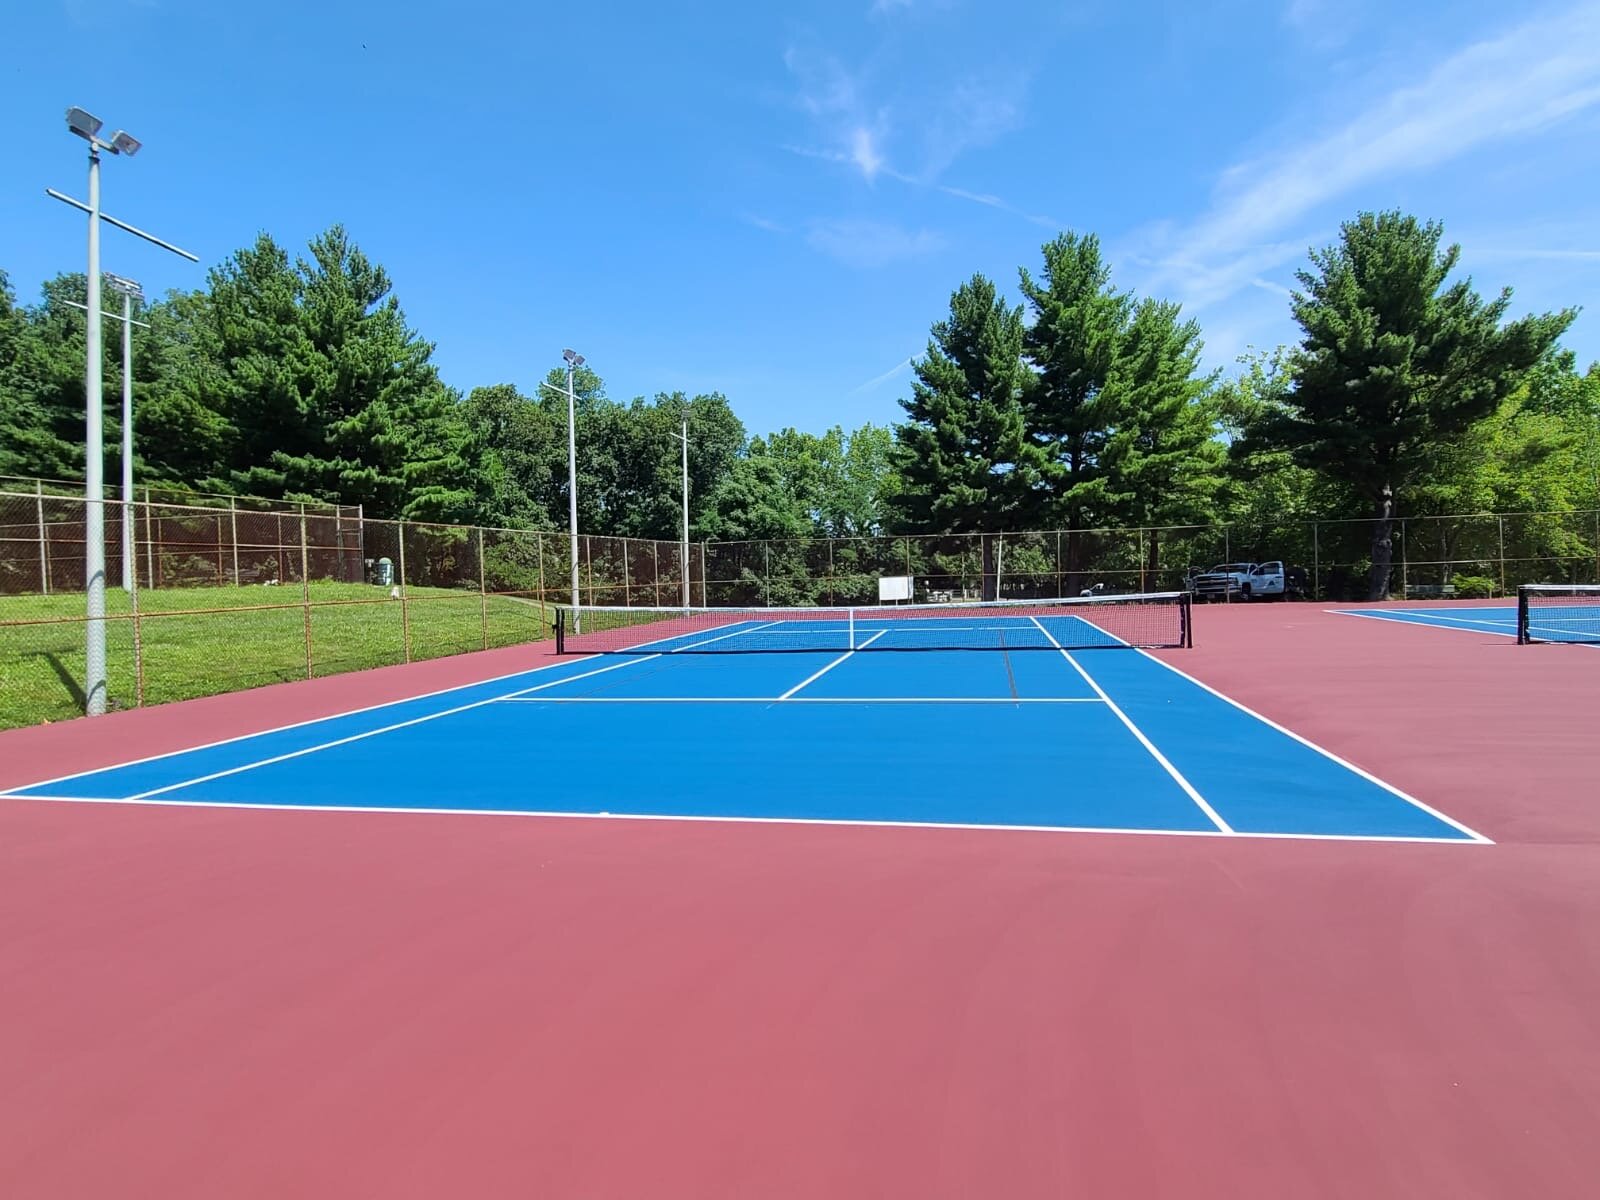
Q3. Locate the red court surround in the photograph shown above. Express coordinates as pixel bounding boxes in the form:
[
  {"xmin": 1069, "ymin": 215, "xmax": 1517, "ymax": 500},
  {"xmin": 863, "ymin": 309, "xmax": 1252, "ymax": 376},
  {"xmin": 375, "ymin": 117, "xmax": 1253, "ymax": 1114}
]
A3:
[{"xmin": 2, "ymin": 605, "xmax": 1597, "ymax": 1198}]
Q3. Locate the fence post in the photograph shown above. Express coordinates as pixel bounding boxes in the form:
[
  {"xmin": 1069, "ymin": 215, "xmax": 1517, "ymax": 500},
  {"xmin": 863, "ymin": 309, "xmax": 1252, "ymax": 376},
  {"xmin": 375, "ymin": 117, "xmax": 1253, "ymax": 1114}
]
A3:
[
  {"xmin": 1312, "ymin": 521, "xmax": 1320, "ymax": 601},
  {"xmin": 130, "ymin": 565, "xmax": 145, "ymax": 707},
  {"xmin": 216, "ymin": 512, "xmax": 226, "ymax": 585},
  {"xmin": 1398, "ymin": 518, "xmax": 1408, "ymax": 599},
  {"xmin": 622, "ymin": 536, "xmax": 631, "ymax": 606},
  {"xmin": 230, "ymin": 498, "xmax": 240, "ymax": 586},
  {"xmin": 35, "ymin": 480, "xmax": 49, "ymax": 595},
  {"xmin": 536, "ymin": 531, "xmax": 546, "ymax": 609},
  {"xmin": 398, "ymin": 524, "xmax": 412, "ymax": 663},
  {"xmin": 477, "ymin": 526, "xmax": 488, "ymax": 651},
  {"xmin": 1222, "ymin": 527, "xmax": 1230, "ymax": 601},
  {"xmin": 143, "ymin": 486, "xmax": 155, "ymax": 588},
  {"xmin": 763, "ymin": 541, "xmax": 771, "ymax": 606},
  {"xmin": 1138, "ymin": 527, "xmax": 1146, "ymax": 592},
  {"xmin": 299, "ymin": 513, "xmax": 313, "ymax": 680},
  {"xmin": 1497, "ymin": 515, "xmax": 1506, "ymax": 596}
]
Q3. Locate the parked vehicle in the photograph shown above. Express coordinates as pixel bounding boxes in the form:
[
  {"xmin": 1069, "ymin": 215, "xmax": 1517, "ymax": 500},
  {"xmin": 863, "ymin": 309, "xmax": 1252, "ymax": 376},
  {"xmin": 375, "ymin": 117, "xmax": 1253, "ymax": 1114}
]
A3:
[
  {"xmin": 1189, "ymin": 561, "xmax": 1305, "ymax": 601},
  {"xmin": 1190, "ymin": 562, "xmax": 1255, "ymax": 600}
]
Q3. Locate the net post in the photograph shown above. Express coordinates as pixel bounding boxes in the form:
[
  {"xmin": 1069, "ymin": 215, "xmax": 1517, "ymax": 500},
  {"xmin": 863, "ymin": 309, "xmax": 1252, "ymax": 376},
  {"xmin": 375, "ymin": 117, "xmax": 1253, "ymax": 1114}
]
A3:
[
  {"xmin": 848, "ymin": 606, "xmax": 856, "ymax": 651},
  {"xmin": 1517, "ymin": 585, "xmax": 1530, "ymax": 644},
  {"xmin": 555, "ymin": 607, "xmax": 566, "ymax": 654},
  {"xmin": 1181, "ymin": 592, "xmax": 1193, "ymax": 648}
]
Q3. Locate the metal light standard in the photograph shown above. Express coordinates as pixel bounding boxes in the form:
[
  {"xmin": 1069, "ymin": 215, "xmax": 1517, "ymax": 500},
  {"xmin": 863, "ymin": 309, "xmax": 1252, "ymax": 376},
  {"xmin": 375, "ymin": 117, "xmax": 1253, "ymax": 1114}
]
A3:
[
  {"xmin": 65, "ymin": 107, "xmax": 140, "ymax": 716},
  {"xmin": 669, "ymin": 417, "xmax": 690, "ymax": 607},
  {"xmin": 563, "ymin": 349, "xmax": 583, "ymax": 615},
  {"xmin": 539, "ymin": 349, "xmax": 586, "ymax": 622},
  {"xmin": 104, "ymin": 274, "xmax": 143, "ymax": 593},
  {"xmin": 60, "ymin": 283, "xmax": 151, "ymax": 595},
  {"xmin": 53, "ymin": 107, "xmax": 196, "ymax": 714}
]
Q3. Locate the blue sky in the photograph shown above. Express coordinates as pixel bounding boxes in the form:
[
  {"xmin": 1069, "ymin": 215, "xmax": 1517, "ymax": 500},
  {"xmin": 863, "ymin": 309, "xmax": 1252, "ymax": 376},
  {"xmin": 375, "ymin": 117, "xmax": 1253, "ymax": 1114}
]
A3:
[{"xmin": 5, "ymin": 0, "xmax": 1599, "ymax": 438}]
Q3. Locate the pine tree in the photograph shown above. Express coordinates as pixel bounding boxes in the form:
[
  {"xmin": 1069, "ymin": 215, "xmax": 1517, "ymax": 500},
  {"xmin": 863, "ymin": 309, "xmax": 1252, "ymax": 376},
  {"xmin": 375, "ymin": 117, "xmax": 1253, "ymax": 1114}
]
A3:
[{"xmin": 892, "ymin": 274, "xmax": 1034, "ymax": 596}]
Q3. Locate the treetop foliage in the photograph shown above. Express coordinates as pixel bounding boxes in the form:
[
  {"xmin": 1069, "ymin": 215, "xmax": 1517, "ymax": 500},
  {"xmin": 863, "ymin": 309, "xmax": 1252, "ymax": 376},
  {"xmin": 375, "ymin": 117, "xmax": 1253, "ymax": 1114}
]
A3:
[{"xmin": 2, "ymin": 211, "xmax": 1593, "ymax": 602}]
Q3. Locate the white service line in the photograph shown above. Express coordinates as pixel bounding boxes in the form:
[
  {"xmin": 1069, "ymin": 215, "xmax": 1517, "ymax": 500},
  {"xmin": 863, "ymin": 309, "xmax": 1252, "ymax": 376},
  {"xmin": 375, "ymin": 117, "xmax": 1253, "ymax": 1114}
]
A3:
[
  {"xmin": 1027, "ymin": 616, "xmax": 1233, "ymax": 834},
  {"xmin": 778, "ymin": 629, "xmax": 888, "ymax": 699}
]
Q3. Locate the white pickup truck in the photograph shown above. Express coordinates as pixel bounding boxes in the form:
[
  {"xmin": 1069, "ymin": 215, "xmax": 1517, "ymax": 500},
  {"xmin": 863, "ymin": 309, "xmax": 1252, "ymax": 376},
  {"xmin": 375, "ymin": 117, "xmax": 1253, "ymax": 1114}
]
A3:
[{"xmin": 1190, "ymin": 561, "xmax": 1292, "ymax": 601}]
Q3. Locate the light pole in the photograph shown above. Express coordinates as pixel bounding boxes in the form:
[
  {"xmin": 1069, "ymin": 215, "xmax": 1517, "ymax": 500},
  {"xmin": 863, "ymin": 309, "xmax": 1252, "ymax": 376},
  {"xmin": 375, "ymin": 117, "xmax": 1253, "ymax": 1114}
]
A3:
[
  {"xmin": 561, "ymin": 349, "xmax": 584, "ymax": 618},
  {"xmin": 104, "ymin": 273, "xmax": 143, "ymax": 593},
  {"xmin": 669, "ymin": 417, "xmax": 690, "ymax": 607},
  {"xmin": 52, "ymin": 109, "xmax": 195, "ymax": 715},
  {"xmin": 65, "ymin": 107, "xmax": 140, "ymax": 716}
]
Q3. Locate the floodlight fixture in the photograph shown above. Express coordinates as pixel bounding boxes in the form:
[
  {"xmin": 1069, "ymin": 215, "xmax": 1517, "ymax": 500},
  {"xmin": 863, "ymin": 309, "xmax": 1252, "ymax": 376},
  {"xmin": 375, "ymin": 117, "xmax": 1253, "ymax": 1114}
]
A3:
[
  {"xmin": 66, "ymin": 107, "xmax": 103, "ymax": 139},
  {"xmin": 108, "ymin": 130, "xmax": 142, "ymax": 157},
  {"xmin": 104, "ymin": 272, "xmax": 144, "ymax": 300},
  {"xmin": 563, "ymin": 348, "xmax": 585, "ymax": 367}
]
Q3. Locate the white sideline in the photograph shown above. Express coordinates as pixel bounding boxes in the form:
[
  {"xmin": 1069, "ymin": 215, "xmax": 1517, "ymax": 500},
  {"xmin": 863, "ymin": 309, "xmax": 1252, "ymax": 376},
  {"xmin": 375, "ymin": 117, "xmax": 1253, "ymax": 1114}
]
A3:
[
  {"xmin": 1133, "ymin": 645, "xmax": 1494, "ymax": 844},
  {"xmin": 1027, "ymin": 616, "xmax": 1233, "ymax": 834}
]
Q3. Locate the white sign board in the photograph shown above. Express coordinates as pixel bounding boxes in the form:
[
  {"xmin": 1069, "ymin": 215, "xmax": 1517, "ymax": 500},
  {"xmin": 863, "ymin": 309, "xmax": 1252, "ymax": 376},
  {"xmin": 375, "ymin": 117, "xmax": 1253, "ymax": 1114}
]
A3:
[{"xmin": 878, "ymin": 575, "xmax": 914, "ymax": 603}]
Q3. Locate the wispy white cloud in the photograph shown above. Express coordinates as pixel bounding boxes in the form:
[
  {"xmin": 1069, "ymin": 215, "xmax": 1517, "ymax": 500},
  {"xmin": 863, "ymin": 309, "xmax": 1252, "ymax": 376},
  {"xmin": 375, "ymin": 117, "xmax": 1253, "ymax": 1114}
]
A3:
[
  {"xmin": 1130, "ymin": 3, "xmax": 1600, "ymax": 313},
  {"xmin": 850, "ymin": 127, "xmax": 885, "ymax": 181},
  {"xmin": 779, "ymin": 40, "xmax": 1042, "ymax": 226},
  {"xmin": 1249, "ymin": 277, "xmax": 1296, "ymax": 298},
  {"xmin": 806, "ymin": 220, "xmax": 945, "ymax": 268},
  {"xmin": 849, "ymin": 356, "xmax": 916, "ymax": 394},
  {"xmin": 739, "ymin": 213, "xmax": 789, "ymax": 234},
  {"xmin": 870, "ymin": 0, "xmax": 917, "ymax": 14},
  {"xmin": 936, "ymin": 184, "xmax": 1059, "ymax": 230}
]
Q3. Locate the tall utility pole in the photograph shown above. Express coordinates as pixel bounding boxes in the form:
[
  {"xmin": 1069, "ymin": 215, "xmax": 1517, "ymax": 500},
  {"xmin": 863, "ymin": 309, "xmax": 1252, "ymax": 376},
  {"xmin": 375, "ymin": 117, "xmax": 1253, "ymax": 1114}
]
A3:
[
  {"xmin": 55, "ymin": 107, "xmax": 196, "ymax": 714},
  {"xmin": 538, "ymin": 351, "xmax": 588, "ymax": 625},
  {"xmin": 670, "ymin": 417, "xmax": 690, "ymax": 607},
  {"xmin": 66, "ymin": 108, "xmax": 136, "ymax": 715},
  {"xmin": 105, "ymin": 274, "xmax": 143, "ymax": 592},
  {"xmin": 562, "ymin": 350, "xmax": 584, "ymax": 622}
]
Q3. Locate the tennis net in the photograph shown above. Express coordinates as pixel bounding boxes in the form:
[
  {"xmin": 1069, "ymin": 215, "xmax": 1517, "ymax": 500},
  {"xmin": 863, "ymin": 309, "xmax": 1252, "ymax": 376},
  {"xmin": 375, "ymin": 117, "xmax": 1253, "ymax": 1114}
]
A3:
[
  {"xmin": 554, "ymin": 592, "xmax": 1192, "ymax": 655},
  {"xmin": 1517, "ymin": 584, "xmax": 1600, "ymax": 644}
]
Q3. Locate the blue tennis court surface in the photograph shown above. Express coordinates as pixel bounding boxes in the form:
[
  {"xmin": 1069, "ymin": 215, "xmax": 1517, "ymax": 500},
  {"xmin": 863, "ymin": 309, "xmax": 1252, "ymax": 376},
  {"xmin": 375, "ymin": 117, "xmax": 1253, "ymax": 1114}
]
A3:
[
  {"xmin": 3, "ymin": 619, "xmax": 1487, "ymax": 843},
  {"xmin": 1337, "ymin": 603, "xmax": 1600, "ymax": 642}
]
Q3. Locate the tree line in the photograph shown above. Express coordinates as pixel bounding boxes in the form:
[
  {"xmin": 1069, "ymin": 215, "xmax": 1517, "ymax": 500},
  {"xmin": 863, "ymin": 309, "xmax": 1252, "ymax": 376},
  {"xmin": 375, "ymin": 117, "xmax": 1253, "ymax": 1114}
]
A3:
[{"xmin": 2, "ymin": 213, "xmax": 1597, "ymax": 599}]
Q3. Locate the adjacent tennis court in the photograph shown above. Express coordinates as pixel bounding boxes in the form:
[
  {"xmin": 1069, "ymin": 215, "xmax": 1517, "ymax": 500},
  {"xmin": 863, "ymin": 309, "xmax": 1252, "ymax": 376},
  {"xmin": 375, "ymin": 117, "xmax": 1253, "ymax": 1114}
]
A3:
[
  {"xmin": 1339, "ymin": 583, "xmax": 1600, "ymax": 644},
  {"xmin": 3, "ymin": 595, "xmax": 1484, "ymax": 842}
]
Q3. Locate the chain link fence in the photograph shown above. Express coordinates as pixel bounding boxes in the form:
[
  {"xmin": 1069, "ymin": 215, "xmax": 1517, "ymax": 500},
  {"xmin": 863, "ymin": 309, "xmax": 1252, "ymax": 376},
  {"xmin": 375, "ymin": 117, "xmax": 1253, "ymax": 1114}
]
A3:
[{"xmin": 4, "ymin": 481, "xmax": 1599, "ymax": 727}]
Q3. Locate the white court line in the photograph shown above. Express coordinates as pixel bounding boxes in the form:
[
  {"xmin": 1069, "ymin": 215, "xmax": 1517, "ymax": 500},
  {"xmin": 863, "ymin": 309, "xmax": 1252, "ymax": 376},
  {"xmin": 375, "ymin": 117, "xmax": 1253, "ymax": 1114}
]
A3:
[
  {"xmin": 1027, "ymin": 616, "xmax": 1233, "ymax": 834},
  {"xmin": 121, "ymin": 656, "xmax": 661, "ymax": 801},
  {"xmin": 1328, "ymin": 608, "xmax": 1517, "ymax": 638},
  {"xmin": 778, "ymin": 629, "xmax": 888, "ymax": 699},
  {"xmin": 1134, "ymin": 647, "xmax": 1494, "ymax": 844},
  {"xmin": 2, "ymin": 646, "xmax": 607, "ymax": 795},
  {"xmin": 0, "ymin": 793, "xmax": 1488, "ymax": 845},
  {"xmin": 105, "ymin": 621, "xmax": 785, "ymax": 804},
  {"xmin": 492, "ymin": 695, "xmax": 1105, "ymax": 704},
  {"xmin": 1332, "ymin": 607, "xmax": 1600, "ymax": 646}
]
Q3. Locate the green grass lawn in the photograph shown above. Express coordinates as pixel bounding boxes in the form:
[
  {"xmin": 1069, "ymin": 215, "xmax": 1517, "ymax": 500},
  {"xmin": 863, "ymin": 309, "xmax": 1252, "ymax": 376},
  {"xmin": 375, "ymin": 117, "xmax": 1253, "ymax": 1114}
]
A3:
[{"xmin": 0, "ymin": 581, "xmax": 554, "ymax": 729}]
